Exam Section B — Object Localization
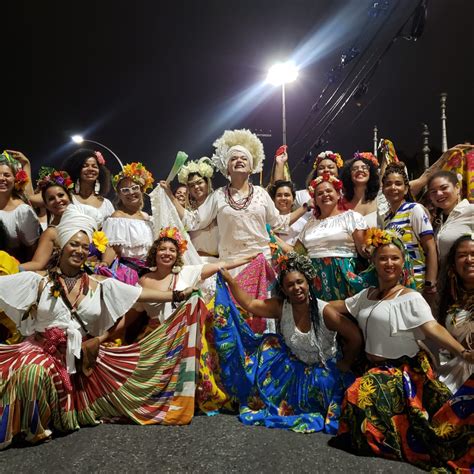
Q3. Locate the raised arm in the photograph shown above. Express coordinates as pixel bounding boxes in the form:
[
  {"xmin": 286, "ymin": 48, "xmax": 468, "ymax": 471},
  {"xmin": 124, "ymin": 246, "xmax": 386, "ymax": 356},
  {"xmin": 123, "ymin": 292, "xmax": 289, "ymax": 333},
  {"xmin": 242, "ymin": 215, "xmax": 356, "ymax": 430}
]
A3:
[
  {"xmin": 200, "ymin": 252, "xmax": 260, "ymax": 280},
  {"xmin": 160, "ymin": 180, "xmax": 186, "ymax": 219},
  {"xmin": 271, "ymin": 151, "xmax": 288, "ymax": 183},
  {"xmin": 220, "ymin": 268, "xmax": 282, "ymax": 319},
  {"xmin": 137, "ymin": 285, "xmax": 196, "ymax": 304}
]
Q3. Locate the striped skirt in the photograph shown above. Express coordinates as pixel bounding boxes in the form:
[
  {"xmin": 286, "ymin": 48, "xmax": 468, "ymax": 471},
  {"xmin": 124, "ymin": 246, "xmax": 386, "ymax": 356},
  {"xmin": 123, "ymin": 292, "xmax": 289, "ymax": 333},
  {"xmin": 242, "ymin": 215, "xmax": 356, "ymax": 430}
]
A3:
[{"xmin": 0, "ymin": 294, "xmax": 207, "ymax": 449}]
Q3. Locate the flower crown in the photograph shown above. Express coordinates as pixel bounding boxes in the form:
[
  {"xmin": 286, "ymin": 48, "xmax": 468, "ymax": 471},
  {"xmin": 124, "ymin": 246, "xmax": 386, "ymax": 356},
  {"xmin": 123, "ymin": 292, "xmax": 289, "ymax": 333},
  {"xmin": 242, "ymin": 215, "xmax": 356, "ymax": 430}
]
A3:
[
  {"xmin": 365, "ymin": 228, "xmax": 407, "ymax": 257},
  {"xmin": 353, "ymin": 151, "xmax": 379, "ymax": 168},
  {"xmin": 112, "ymin": 162, "xmax": 154, "ymax": 192},
  {"xmin": 37, "ymin": 167, "xmax": 74, "ymax": 191},
  {"xmin": 212, "ymin": 129, "xmax": 265, "ymax": 176},
  {"xmin": 313, "ymin": 150, "xmax": 343, "ymax": 169},
  {"xmin": 177, "ymin": 157, "xmax": 214, "ymax": 184},
  {"xmin": 158, "ymin": 226, "xmax": 188, "ymax": 255},
  {"xmin": 94, "ymin": 151, "xmax": 106, "ymax": 166},
  {"xmin": 308, "ymin": 172, "xmax": 343, "ymax": 197},
  {"xmin": 0, "ymin": 151, "xmax": 29, "ymax": 191}
]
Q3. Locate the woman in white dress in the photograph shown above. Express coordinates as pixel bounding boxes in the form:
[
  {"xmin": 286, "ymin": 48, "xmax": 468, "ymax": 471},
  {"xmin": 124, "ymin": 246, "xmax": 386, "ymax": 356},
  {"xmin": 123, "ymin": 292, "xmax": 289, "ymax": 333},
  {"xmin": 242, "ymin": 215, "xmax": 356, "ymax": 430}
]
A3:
[
  {"xmin": 100, "ymin": 162, "xmax": 155, "ymax": 284},
  {"xmin": 62, "ymin": 148, "xmax": 115, "ymax": 224},
  {"xmin": 0, "ymin": 151, "xmax": 40, "ymax": 260}
]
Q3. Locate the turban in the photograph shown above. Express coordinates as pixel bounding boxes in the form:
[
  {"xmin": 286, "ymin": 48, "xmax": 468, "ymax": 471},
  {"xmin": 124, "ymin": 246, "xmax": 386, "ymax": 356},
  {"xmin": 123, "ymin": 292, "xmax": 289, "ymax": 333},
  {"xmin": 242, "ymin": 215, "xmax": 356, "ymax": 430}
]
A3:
[
  {"xmin": 225, "ymin": 145, "xmax": 254, "ymax": 174},
  {"xmin": 56, "ymin": 205, "xmax": 97, "ymax": 249}
]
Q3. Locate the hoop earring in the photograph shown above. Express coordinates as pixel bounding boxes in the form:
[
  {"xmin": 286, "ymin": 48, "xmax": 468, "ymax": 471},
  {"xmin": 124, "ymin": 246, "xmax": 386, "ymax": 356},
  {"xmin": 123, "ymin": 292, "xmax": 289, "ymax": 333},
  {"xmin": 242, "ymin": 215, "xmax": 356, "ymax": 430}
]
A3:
[
  {"xmin": 75, "ymin": 179, "xmax": 81, "ymax": 194},
  {"xmin": 94, "ymin": 180, "xmax": 101, "ymax": 194}
]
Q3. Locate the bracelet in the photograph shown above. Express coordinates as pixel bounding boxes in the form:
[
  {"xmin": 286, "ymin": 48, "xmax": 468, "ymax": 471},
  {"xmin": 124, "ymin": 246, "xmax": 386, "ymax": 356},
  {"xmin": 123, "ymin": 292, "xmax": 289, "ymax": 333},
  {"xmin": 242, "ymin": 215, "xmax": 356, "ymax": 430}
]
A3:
[{"xmin": 172, "ymin": 290, "xmax": 185, "ymax": 303}]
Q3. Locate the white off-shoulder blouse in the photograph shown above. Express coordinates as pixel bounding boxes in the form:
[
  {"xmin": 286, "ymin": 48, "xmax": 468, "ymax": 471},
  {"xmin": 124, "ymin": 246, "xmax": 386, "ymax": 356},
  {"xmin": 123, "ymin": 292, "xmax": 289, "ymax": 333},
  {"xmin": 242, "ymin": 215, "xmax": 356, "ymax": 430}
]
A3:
[
  {"xmin": 298, "ymin": 210, "xmax": 368, "ymax": 258},
  {"xmin": 0, "ymin": 203, "xmax": 41, "ymax": 249},
  {"xmin": 345, "ymin": 288, "xmax": 434, "ymax": 359},
  {"xmin": 0, "ymin": 272, "xmax": 141, "ymax": 374}
]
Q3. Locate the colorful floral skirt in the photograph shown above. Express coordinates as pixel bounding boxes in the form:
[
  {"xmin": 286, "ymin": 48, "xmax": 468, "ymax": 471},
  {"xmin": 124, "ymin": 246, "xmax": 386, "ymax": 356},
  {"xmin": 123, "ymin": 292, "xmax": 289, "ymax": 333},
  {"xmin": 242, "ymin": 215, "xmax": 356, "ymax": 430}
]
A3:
[
  {"xmin": 335, "ymin": 351, "xmax": 474, "ymax": 472},
  {"xmin": 310, "ymin": 257, "xmax": 373, "ymax": 301},
  {"xmin": 212, "ymin": 273, "xmax": 353, "ymax": 433},
  {"xmin": 0, "ymin": 295, "xmax": 207, "ymax": 449}
]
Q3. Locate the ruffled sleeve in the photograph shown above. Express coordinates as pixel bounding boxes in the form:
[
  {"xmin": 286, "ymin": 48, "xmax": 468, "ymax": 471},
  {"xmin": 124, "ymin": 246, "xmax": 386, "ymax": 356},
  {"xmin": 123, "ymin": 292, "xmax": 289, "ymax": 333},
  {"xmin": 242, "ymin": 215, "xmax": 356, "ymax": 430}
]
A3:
[
  {"xmin": 16, "ymin": 204, "xmax": 41, "ymax": 246},
  {"xmin": 0, "ymin": 272, "xmax": 44, "ymax": 326},
  {"xmin": 344, "ymin": 289, "xmax": 369, "ymax": 319},
  {"xmin": 182, "ymin": 192, "xmax": 219, "ymax": 231},
  {"xmin": 345, "ymin": 210, "xmax": 368, "ymax": 233},
  {"xmin": 87, "ymin": 278, "xmax": 142, "ymax": 336},
  {"xmin": 388, "ymin": 292, "xmax": 434, "ymax": 338}
]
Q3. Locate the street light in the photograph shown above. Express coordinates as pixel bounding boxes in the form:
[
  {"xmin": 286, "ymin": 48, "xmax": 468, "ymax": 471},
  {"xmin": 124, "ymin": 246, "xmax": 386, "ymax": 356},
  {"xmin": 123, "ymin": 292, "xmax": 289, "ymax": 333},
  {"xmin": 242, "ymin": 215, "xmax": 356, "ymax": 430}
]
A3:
[
  {"xmin": 266, "ymin": 61, "xmax": 299, "ymax": 145},
  {"xmin": 71, "ymin": 135, "xmax": 124, "ymax": 169}
]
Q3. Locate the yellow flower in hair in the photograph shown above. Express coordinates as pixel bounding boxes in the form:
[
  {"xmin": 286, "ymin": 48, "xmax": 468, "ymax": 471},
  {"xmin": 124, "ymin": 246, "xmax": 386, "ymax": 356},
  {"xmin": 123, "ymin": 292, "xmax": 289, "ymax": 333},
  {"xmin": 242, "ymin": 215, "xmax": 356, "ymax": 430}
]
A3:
[
  {"xmin": 92, "ymin": 231, "xmax": 109, "ymax": 253},
  {"xmin": 365, "ymin": 228, "xmax": 392, "ymax": 248}
]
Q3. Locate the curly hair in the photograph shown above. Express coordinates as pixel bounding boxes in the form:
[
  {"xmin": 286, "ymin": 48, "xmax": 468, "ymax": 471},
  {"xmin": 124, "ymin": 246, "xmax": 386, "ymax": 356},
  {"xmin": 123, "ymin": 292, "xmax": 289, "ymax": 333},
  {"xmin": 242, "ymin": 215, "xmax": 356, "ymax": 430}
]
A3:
[
  {"xmin": 269, "ymin": 180, "xmax": 296, "ymax": 201},
  {"xmin": 340, "ymin": 157, "xmax": 379, "ymax": 202},
  {"xmin": 145, "ymin": 237, "xmax": 184, "ymax": 269},
  {"xmin": 382, "ymin": 162, "xmax": 414, "ymax": 202},
  {"xmin": 439, "ymin": 234, "xmax": 473, "ymax": 325},
  {"xmin": 62, "ymin": 148, "xmax": 111, "ymax": 196}
]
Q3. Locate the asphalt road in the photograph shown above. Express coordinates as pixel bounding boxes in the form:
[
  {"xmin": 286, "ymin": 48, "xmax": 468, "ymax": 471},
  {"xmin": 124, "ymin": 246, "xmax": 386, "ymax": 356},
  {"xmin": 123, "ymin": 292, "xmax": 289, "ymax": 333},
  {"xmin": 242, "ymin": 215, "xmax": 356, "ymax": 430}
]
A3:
[{"xmin": 2, "ymin": 414, "xmax": 422, "ymax": 473}]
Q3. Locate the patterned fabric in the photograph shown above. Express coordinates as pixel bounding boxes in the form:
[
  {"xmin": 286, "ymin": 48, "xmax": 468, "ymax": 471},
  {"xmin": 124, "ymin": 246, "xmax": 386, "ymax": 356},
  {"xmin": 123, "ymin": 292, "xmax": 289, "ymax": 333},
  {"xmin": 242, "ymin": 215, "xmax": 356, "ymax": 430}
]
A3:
[
  {"xmin": 0, "ymin": 295, "xmax": 207, "ymax": 448},
  {"xmin": 94, "ymin": 257, "xmax": 145, "ymax": 285},
  {"xmin": 441, "ymin": 145, "xmax": 474, "ymax": 203},
  {"xmin": 336, "ymin": 352, "xmax": 474, "ymax": 472},
  {"xmin": 383, "ymin": 202, "xmax": 433, "ymax": 290},
  {"xmin": 311, "ymin": 256, "xmax": 373, "ymax": 301},
  {"xmin": 212, "ymin": 273, "xmax": 353, "ymax": 433}
]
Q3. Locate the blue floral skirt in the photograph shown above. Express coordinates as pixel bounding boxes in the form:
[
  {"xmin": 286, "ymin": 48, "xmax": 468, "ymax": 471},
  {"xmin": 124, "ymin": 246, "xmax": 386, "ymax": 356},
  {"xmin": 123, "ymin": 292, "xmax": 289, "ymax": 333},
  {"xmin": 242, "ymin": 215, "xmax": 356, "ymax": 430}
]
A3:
[{"xmin": 213, "ymin": 273, "xmax": 354, "ymax": 433}]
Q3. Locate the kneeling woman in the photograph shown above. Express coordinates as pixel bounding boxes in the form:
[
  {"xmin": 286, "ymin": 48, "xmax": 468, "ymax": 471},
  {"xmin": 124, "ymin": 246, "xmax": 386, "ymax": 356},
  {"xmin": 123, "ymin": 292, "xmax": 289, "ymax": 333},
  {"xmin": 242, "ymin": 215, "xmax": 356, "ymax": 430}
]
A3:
[
  {"xmin": 328, "ymin": 229, "xmax": 474, "ymax": 471},
  {"xmin": 0, "ymin": 206, "xmax": 202, "ymax": 449},
  {"xmin": 216, "ymin": 253, "xmax": 362, "ymax": 433}
]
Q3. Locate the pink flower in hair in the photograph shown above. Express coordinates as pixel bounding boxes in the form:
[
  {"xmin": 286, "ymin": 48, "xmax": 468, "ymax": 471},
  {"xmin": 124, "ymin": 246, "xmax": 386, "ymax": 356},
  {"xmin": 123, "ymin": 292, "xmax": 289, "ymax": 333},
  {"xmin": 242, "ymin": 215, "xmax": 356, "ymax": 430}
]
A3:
[{"xmin": 94, "ymin": 151, "xmax": 106, "ymax": 166}]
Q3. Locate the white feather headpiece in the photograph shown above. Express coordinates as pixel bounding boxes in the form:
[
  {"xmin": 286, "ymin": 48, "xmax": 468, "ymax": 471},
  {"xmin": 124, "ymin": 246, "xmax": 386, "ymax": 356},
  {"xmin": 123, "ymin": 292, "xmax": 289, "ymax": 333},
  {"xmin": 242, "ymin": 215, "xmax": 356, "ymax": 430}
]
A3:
[{"xmin": 211, "ymin": 129, "xmax": 265, "ymax": 178}]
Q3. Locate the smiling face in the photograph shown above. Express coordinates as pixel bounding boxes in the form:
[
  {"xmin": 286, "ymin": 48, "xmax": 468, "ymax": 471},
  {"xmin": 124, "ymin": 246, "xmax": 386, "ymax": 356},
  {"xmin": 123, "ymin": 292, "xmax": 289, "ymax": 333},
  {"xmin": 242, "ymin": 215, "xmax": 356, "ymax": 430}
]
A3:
[
  {"xmin": 60, "ymin": 231, "xmax": 90, "ymax": 269},
  {"xmin": 0, "ymin": 164, "xmax": 15, "ymax": 194},
  {"xmin": 227, "ymin": 152, "xmax": 251, "ymax": 176},
  {"xmin": 187, "ymin": 174, "xmax": 209, "ymax": 204},
  {"xmin": 80, "ymin": 157, "xmax": 100, "ymax": 184},
  {"xmin": 428, "ymin": 176, "xmax": 460, "ymax": 213},
  {"xmin": 373, "ymin": 244, "xmax": 404, "ymax": 285},
  {"xmin": 382, "ymin": 172, "xmax": 407, "ymax": 206},
  {"xmin": 274, "ymin": 185, "xmax": 294, "ymax": 214},
  {"xmin": 350, "ymin": 159, "xmax": 370, "ymax": 186},
  {"xmin": 118, "ymin": 177, "xmax": 143, "ymax": 208},
  {"xmin": 314, "ymin": 181, "xmax": 339, "ymax": 212},
  {"xmin": 174, "ymin": 185, "xmax": 187, "ymax": 206},
  {"xmin": 316, "ymin": 158, "xmax": 338, "ymax": 177},
  {"xmin": 44, "ymin": 185, "xmax": 71, "ymax": 216},
  {"xmin": 454, "ymin": 239, "xmax": 474, "ymax": 288},
  {"xmin": 155, "ymin": 239, "xmax": 179, "ymax": 269},
  {"xmin": 281, "ymin": 270, "xmax": 309, "ymax": 304}
]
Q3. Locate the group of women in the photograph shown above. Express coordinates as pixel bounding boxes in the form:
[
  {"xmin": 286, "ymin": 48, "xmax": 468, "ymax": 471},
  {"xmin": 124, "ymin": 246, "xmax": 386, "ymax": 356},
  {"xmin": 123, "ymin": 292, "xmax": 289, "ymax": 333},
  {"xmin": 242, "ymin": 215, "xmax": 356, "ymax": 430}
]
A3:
[{"xmin": 0, "ymin": 133, "xmax": 472, "ymax": 472}]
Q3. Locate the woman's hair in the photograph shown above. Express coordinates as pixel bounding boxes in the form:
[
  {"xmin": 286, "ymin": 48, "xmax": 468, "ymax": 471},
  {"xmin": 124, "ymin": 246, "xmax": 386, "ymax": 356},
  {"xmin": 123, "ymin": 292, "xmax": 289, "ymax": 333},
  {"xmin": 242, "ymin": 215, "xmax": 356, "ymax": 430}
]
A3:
[
  {"xmin": 439, "ymin": 234, "xmax": 474, "ymax": 325},
  {"xmin": 340, "ymin": 157, "xmax": 379, "ymax": 202},
  {"xmin": 269, "ymin": 180, "xmax": 296, "ymax": 201},
  {"xmin": 145, "ymin": 236, "xmax": 184, "ymax": 269},
  {"xmin": 382, "ymin": 162, "xmax": 414, "ymax": 202},
  {"xmin": 427, "ymin": 170, "xmax": 459, "ymax": 190},
  {"xmin": 62, "ymin": 148, "xmax": 111, "ymax": 196}
]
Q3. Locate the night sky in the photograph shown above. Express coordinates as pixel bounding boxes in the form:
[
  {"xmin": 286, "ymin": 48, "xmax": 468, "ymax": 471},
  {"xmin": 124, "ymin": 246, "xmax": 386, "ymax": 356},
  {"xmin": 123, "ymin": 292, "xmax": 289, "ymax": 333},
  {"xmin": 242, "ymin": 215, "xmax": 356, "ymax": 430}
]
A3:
[{"xmin": 2, "ymin": 0, "xmax": 473, "ymax": 189}]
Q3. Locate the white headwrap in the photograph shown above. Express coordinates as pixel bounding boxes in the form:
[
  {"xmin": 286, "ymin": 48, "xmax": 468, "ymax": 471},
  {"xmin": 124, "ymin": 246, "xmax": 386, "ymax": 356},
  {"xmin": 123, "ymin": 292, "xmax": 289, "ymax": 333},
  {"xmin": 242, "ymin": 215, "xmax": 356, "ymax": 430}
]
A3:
[
  {"xmin": 226, "ymin": 145, "xmax": 254, "ymax": 172},
  {"xmin": 56, "ymin": 204, "xmax": 97, "ymax": 249}
]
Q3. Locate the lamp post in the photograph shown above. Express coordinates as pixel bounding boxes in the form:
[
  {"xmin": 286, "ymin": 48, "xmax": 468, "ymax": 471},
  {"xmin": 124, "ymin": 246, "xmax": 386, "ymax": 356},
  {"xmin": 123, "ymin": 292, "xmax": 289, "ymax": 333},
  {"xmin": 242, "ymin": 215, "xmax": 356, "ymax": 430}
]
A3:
[
  {"xmin": 266, "ymin": 61, "xmax": 299, "ymax": 145},
  {"xmin": 71, "ymin": 135, "xmax": 124, "ymax": 170}
]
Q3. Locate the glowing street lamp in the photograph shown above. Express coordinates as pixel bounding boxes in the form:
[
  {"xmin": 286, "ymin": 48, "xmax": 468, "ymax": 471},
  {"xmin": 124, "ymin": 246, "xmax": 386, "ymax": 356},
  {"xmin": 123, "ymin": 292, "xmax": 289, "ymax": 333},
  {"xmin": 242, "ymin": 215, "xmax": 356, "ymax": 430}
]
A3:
[
  {"xmin": 266, "ymin": 61, "xmax": 299, "ymax": 145},
  {"xmin": 71, "ymin": 135, "xmax": 124, "ymax": 169}
]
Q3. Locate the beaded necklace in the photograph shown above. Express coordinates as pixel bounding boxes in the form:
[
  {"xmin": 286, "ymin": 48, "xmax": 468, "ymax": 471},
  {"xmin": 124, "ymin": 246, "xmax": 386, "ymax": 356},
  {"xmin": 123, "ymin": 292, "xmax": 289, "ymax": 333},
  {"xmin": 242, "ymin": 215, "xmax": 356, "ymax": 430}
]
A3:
[{"xmin": 225, "ymin": 183, "xmax": 254, "ymax": 211}]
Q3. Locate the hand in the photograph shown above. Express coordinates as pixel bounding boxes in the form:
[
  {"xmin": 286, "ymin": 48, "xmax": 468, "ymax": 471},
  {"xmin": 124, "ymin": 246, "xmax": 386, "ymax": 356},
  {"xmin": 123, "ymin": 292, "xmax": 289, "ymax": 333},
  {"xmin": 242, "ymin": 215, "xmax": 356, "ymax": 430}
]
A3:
[
  {"xmin": 336, "ymin": 359, "xmax": 352, "ymax": 373},
  {"xmin": 275, "ymin": 151, "xmax": 288, "ymax": 166},
  {"xmin": 5, "ymin": 150, "xmax": 30, "ymax": 165},
  {"xmin": 242, "ymin": 252, "xmax": 260, "ymax": 264},
  {"xmin": 182, "ymin": 286, "xmax": 199, "ymax": 299},
  {"xmin": 159, "ymin": 180, "xmax": 174, "ymax": 199},
  {"xmin": 461, "ymin": 349, "xmax": 474, "ymax": 364},
  {"xmin": 359, "ymin": 245, "xmax": 371, "ymax": 260},
  {"xmin": 81, "ymin": 337, "xmax": 101, "ymax": 376},
  {"xmin": 219, "ymin": 267, "xmax": 234, "ymax": 283}
]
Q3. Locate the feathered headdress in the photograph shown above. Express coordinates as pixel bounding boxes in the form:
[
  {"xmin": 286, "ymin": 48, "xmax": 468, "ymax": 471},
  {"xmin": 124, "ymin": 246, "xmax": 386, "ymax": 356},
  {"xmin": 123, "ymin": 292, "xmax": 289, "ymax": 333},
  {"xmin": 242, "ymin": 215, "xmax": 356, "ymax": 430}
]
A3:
[
  {"xmin": 212, "ymin": 129, "xmax": 265, "ymax": 178},
  {"xmin": 177, "ymin": 157, "xmax": 214, "ymax": 184},
  {"xmin": 112, "ymin": 162, "xmax": 154, "ymax": 192}
]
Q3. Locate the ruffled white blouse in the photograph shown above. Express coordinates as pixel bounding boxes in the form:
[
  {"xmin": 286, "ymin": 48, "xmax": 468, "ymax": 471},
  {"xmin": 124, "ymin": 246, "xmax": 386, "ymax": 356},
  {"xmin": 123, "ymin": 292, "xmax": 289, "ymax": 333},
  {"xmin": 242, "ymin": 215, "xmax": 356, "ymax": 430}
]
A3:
[
  {"xmin": 183, "ymin": 186, "xmax": 290, "ymax": 260},
  {"xmin": 0, "ymin": 203, "xmax": 41, "ymax": 249},
  {"xmin": 102, "ymin": 215, "xmax": 155, "ymax": 260},
  {"xmin": 345, "ymin": 288, "xmax": 434, "ymax": 359},
  {"xmin": 0, "ymin": 272, "xmax": 141, "ymax": 374},
  {"xmin": 280, "ymin": 299, "xmax": 337, "ymax": 365},
  {"xmin": 188, "ymin": 219, "xmax": 219, "ymax": 257},
  {"xmin": 72, "ymin": 195, "xmax": 115, "ymax": 226},
  {"xmin": 142, "ymin": 264, "xmax": 204, "ymax": 324},
  {"xmin": 298, "ymin": 210, "xmax": 368, "ymax": 258}
]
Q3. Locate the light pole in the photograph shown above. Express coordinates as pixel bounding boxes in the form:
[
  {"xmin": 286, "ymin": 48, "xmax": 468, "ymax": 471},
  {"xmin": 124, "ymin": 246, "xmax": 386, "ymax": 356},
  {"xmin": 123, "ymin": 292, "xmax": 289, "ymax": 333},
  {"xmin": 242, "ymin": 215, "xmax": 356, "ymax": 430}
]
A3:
[
  {"xmin": 266, "ymin": 61, "xmax": 299, "ymax": 145},
  {"xmin": 71, "ymin": 135, "xmax": 124, "ymax": 170}
]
